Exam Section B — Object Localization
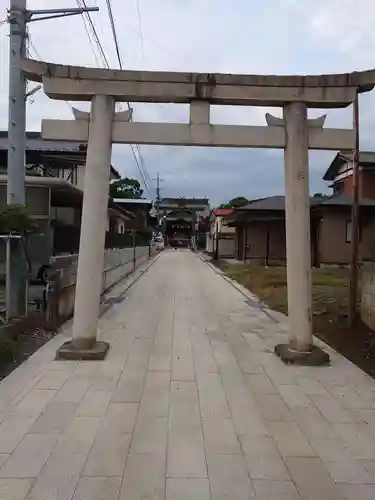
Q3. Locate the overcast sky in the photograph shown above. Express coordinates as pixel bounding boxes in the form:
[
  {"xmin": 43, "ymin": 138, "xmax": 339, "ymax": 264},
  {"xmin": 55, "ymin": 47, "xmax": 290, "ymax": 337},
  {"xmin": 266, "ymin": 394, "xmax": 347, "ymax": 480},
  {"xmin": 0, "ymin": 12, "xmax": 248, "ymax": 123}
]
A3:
[{"xmin": 1, "ymin": 0, "xmax": 375, "ymax": 204}]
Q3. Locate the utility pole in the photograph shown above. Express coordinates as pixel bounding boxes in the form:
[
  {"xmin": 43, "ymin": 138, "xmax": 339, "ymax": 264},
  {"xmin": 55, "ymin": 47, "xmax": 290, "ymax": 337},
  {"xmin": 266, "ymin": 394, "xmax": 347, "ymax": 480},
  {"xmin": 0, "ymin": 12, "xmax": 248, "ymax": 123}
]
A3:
[
  {"xmin": 5, "ymin": 1, "xmax": 98, "ymax": 318},
  {"xmin": 348, "ymin": 93, "xmax": 360, "ymax": 327},
  {"xmin": 154, "ymin": 172, "xmax": 164, "ymax": 236},
  {"xmin": 7, "ymin": 0, "xmax": 27, "ymax": 318},
  {"xmin": 156, "ymin": 172, "xmax": 161, "ymax": 222}
]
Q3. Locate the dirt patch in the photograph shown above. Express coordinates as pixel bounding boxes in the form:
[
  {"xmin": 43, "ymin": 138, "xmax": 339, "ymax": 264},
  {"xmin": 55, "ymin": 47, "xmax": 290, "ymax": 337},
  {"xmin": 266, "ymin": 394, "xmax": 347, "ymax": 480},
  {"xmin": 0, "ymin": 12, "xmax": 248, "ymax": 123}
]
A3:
[
  {"xmin": 0, "ymin": 312, "xmax": 56, "ymax": 381},
  {"xmin": 217, "ymin": 260, "xmax": 375, "ymax": 379}
]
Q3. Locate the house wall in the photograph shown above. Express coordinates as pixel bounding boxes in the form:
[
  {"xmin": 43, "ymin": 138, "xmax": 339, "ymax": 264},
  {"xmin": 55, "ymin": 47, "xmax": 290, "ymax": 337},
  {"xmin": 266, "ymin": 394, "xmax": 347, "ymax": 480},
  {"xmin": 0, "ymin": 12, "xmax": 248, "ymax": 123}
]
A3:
[
  {"xmin": 244, "ymin": 220, "xmax": 286, "ymax": 263},
  {"xmin": 334, "ymin": 163, "xmax": 375, "ymax": 200},
  {"xmin": 206, "ymin": 216, "xmax": 236, "ymax": 256},
  {"xmin": 317, "ymin": 208, "xmax": 375, "ymax": 265},
  {"xmin": 218, "ymin": 238, "xmax": 236, "ymax": 257}
]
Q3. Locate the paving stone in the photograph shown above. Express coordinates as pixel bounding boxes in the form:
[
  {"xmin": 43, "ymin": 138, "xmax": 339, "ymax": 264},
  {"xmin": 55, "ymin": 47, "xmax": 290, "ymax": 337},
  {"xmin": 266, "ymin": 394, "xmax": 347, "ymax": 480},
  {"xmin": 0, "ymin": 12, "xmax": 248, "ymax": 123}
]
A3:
[
  {"xmin": 277, "ymin": 384, "xmax": 312, "ymax": 408},
  {"xmin": 130, "ymin": 417, "xmax": 168, "ymax": 455},
  {"xmin": 73, "ymin": 477, "xmax": 122, "ymax": 500},
  {"xmin": 138, "ymin": 371, "xmax": 170, "ymax": 418},
  {"xmin": 253, "ymin": 479, "xmax": 302, "ymax": 500},
  {"xmin": 0, "ymin": 479, "xmax": 33, "ymax": 500},
  {"xmin": 339, "ymin": 484, "xmax": 375, "ymax": 500},
  {"xmin": 12, "ymin": 390, "xmax": 57, "ymax": 418},
  {"xmin": 166, "ymin": 478, "xmax": 210, "ymax": 500},
  {"xmin": 245, "ymin": 374, "xmax": 277, "ymax": 394},
  {"xmin": 54, "ymin": 378, "xmax": 91, "ymax": 403},
  {"xmin": 148, "ymin": 350, "xmax": 172, "ymax": 371},
  {"xmin": 202, "ymin": 417, "xmax": 241, "ymax": 454},
  {"xmin": 309, "ymin": 394, "xmax": 356, "ymax": 423},
  {"xmin": 230, "ymin": 402, "xmax": 270, "ymax": 436},
  {"xmin": 323, "ymin": 457, "xmax": 373, "ymax": 484},
  {"xmin": 240, "ymin": 435, "xmax": 291, "ymax": 480},
  {"xmin": 25, "ymin": 453, "xmax": 86, "ymax": 500},
  {"xmin": 0, "ymin": 434, "xmax": 57, "ymax": 478},
  {"xmin": 252, "ymin": 393, "xmax": 292, "ymax": 421},
  {"xmin": 35, "ymin": 370, "xmax": 70, "ymax": 390},
  {"xmin": 296, "ymin": 377, "xmax": 331, "ymax": 396},
  {"xmin": 0, "ymin": 456, "xmax": 8, "ymax": 469},
  {"xmin": 206, "ymin": 453, "xmax": 255, "ymax": 500},
  {"xmin": 120, "ymin": 454, "xmax": 165, "ymax": 500},
  {"xmin": 332, "ymin": 423, "xmax": 375, "ymax": 460},
  {"xmin": 268, "ymin": 421, "xmax": 316, "ymax": 458},
  {"xmin": 172, "ymin": 350, "xmax": 195, "ymax": 381},
  {"xmin": 83, "ymin": 435, "xmax": 130, "ymax": 477},
  {"xmin": 54, "ymin": 417, "xmax": 101, "ymax": 455},
  {"xmin": 285, "ymin": 457, "xmax": 343, "ymax": 500},
  {"xmin": 169, "ymin": 381, "xmax": 201, "ymax": 434},
  {"xmin": 30, "ymin": 401, "xmax": 78, "ymax": 434},
  {"xmin": 290, "ymin": 406, "xmax": 336, "ymax": 439},
  {"xmin": 197, "ymin": 373, "xmax": 231, "ymax": 419},
  {"xmin": 167, "ymin": 431, "xmax": 207, "ymax": 478},
  {"xmin": 0, "ymin": 415, "xmax": 37, "ymax": 454},
  {"xmin": 98, "ymin": 402, "xmax": 138, "ymax": 436},
  {"xmin": 76, "ymin": 389, "xmax": 112, "ymax": 417},
  {"xmin": 113, "ymin": 369, "xmax": 146, "ymax": 403}
]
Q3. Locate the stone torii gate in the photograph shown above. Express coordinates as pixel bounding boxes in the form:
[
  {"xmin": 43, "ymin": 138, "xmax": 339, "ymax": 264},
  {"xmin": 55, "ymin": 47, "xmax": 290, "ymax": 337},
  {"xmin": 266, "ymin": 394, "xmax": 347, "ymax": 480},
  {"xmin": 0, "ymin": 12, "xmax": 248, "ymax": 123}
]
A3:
[{"xmin": 22, "ymin": 58, "xmax": 375, "ymax": 364}]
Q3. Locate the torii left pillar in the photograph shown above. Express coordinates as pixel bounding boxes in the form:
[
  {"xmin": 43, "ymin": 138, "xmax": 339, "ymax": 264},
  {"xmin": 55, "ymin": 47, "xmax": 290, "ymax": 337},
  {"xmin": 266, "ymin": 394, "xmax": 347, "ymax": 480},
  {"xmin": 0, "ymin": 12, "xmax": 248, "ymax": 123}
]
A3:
[{"xmin": 56, "ymin": 95, "xmax": 114, "ymax": 360}]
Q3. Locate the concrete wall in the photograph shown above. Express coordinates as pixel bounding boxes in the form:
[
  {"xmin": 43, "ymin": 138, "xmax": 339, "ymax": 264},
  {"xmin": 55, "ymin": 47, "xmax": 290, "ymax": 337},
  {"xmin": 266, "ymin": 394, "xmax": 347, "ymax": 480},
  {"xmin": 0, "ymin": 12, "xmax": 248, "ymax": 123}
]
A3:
[
  {"xmin": 361, "ymin": 261, "xmax": 375, "ymax": 330},
  {"xmin": 49, "ymin": 245, "xmax": 152, "ymax": 321}
]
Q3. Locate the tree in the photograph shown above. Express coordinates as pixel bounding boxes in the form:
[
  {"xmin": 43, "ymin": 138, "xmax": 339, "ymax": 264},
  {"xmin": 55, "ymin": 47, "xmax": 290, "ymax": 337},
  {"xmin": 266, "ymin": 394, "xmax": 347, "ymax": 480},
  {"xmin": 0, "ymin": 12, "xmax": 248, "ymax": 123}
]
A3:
[
  {"xmin": 219, "ymin": 196, "xmax": 249, "ymax": 209},
  {"xmin": 109, "ymin": 177, "xmax": 144, "ymax": 199},
  {"xmin": 312, "ymin": 193, "xmax": 330, "ymax": 199}
]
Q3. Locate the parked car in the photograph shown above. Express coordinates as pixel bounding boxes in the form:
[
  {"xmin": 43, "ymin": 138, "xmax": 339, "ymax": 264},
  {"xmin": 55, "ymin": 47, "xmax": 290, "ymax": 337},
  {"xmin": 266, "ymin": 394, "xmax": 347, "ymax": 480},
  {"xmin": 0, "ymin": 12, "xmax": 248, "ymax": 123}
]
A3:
[{"xmin": 154, "ymin": 236, "xmax": 165, "ymax": 251}]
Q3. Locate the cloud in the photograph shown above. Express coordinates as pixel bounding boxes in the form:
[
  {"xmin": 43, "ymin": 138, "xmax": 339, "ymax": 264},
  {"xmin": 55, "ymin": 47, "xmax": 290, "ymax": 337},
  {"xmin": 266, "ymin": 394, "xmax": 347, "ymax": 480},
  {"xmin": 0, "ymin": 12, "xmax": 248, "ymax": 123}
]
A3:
[{"xmin": 1, "ymin": 0, "xmax": 374, "ymax": 205}]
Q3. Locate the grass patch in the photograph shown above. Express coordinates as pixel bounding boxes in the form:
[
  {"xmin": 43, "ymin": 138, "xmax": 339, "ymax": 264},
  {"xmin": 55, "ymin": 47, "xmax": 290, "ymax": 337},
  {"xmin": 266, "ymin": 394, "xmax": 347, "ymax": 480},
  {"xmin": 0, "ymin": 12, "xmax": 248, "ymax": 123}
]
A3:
[{"xmin": 218, "ymin": 261, "xmax": 350, "ymax": 318}]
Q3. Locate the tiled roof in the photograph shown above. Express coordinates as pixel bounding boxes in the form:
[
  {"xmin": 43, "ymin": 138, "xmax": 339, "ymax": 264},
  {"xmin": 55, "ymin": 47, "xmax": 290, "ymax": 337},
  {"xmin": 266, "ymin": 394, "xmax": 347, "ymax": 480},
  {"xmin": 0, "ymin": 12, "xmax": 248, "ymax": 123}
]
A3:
[
  {"xmin": 0, "ymin": 131, "xmax": 85, "ymax": 153},
  {"xmin": 238, "ymin": 194, "xmax": 375, "ymax": 212}
]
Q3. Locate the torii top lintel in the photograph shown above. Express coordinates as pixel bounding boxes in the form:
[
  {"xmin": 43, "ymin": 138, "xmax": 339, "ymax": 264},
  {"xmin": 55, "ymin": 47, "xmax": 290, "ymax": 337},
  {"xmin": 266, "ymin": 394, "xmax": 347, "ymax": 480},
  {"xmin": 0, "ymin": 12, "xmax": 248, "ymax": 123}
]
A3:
[{"xmin": 21, "ymin": 58, "xmax": 375, "ymax": 108}]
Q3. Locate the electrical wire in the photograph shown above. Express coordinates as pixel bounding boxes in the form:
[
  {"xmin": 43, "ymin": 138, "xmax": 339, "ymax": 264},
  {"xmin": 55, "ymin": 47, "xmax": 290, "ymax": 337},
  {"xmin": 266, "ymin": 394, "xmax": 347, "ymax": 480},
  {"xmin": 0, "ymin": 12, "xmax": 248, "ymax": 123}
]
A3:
[
  {"xmin": 76, "ymin": 0, "xmax": 110, "ymax": 67},
  {"xmin": 105, "ymin": 0, "xmax": 122, "ymax": 70},
  {"xmin": 104, "ymin": 0, "xmax": 154, "ymax": 197},
  {"xmin": 75, "ymin": 0, "xmax": 154, "ymax": 198},
  {"xmin": 135, "ymin": 0, "xmax": 145, "ymax": 61}
]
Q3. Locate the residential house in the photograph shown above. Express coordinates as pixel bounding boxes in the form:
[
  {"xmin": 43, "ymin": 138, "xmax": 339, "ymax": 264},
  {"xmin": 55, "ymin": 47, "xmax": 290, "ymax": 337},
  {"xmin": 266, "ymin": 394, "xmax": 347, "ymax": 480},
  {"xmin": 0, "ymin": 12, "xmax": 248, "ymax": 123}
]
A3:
[
  {"xmin": 0, "ymin": 131, "xmax": 132, "ymax": 234},
  {"xmin": 206, "ymin": 208, "xmax": 236, "ymax": 257},
  {"xmin": 228, "ymin": 151, "xmax": 375, "ymax": 266},
  {"xmin": 112, "ymin": 198, "xmax": 154, "ymax": 231},
  {"xmin": 0, "ymin": 131, "xmax": 134, "ymax": 278}
]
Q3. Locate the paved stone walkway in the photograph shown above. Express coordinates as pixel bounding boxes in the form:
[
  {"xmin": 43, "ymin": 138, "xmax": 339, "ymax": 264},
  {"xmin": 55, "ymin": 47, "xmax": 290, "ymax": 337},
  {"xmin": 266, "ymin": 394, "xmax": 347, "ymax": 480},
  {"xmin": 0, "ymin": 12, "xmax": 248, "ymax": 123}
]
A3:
[{"xmin": 1, "ymin": 251, "xmax": 375, "ymax": 499}]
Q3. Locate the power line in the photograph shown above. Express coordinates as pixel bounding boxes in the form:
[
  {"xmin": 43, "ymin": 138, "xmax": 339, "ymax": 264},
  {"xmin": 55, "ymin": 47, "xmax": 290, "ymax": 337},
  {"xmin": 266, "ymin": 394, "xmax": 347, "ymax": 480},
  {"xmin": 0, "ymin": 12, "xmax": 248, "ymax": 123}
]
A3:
[
  {"xmin": 135, "ymin": 0, "xmax": 145, "ymax": 61},
  {"xmin": 76, "ymin": 0, "xmax": 110, "ymax": 67},
  {"xmin": 104, "ymin": 0, "xmax": 154, "ymax": 197},
  {"xmin": 105, "ymin": 0, "xmax": 122, "ymax": 69}
]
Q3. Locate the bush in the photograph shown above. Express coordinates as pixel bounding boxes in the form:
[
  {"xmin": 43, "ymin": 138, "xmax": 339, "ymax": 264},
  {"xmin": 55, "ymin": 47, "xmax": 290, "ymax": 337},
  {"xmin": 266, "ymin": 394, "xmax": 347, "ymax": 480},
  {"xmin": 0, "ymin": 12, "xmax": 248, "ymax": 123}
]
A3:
[
  {"xmin": 0, "ymin": 204, "xmax": 35, "ymax": 234},
  {"xmin": 0, "ymin": 332, "xmax": 17, "ymax": 365}
]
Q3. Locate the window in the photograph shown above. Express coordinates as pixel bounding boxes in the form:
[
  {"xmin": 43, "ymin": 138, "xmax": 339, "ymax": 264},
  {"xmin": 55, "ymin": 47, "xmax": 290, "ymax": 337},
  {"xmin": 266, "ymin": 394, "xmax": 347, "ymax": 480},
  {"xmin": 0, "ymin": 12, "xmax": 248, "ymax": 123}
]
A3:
[
  {"xmin": 346, "ymin": 220, "xmax": 352, "ymax": 243},
  {"xmin": 333, "ymin": 182, "xmax": 344, "ymax": 195}
]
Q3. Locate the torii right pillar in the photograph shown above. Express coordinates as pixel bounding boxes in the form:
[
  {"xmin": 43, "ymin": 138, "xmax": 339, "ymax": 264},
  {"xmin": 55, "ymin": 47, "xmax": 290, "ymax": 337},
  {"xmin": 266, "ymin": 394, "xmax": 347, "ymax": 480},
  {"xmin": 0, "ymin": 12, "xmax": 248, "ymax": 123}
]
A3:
[{"xmin": 274, "ymin": 102, "xmax": 330, "ymax": 365}]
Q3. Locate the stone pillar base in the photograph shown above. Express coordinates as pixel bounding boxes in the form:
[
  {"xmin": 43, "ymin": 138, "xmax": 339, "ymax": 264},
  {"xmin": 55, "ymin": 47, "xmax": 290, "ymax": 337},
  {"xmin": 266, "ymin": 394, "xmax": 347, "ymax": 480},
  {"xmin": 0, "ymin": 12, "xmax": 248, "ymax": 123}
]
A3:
[
  {"xmin": 55, "ymin": 340, "xmax": 110, "ymax": 361},
  {"xmin": 274, "ymin": 343, "xmax": 330, "ymax": 366}
]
